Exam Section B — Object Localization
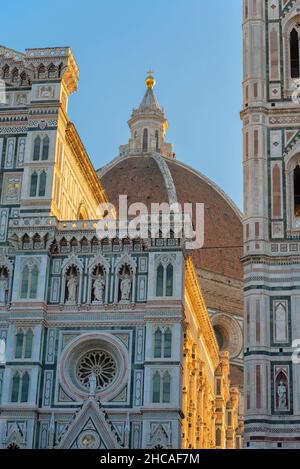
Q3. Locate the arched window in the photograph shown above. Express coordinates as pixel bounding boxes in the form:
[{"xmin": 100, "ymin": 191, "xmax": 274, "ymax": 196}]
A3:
[
  {"xmin": 294, "ymin": 165, "xmax": 300, "ymax": 216},
  {"xmin": 30, "ymin": 265, "xmax": 39, "ymax": 299},
  {"xmin": 15, "ymin": 329, "xmax": 24, "ymax": 358},
  {"xmin": 154, "ymin": 329, "xmax": 162, "ymax": 358},
  {"xmin": 156, "ymin": 263, "xmax": 174, "ymax": 297},
  {"xmin": 20, "ymin": 266, "xmax": 29, "ymax": 298},
  {"xmin": 290, "ymin": 28, "xmax": 300, "ymax": 78},
  {"xmin": 20, "ymin": 71, "xmax": 27, "ymax": 86},
  {"xmin": 42, "ymin": 136, "xmax": 49, "ymax": 160},
  {"xmin": 48, "ymin": 64, "xmax": 57, "ymax": 78},
  {"xmin": 166, "ymin": 264, "xmax": 173, "ymax": 296},
  {"xmin": 155, "ymin": 130, "xmax": 159, "ymax": 152},
  {"xmin": 3, "ymin": 65, "xmax": 9, "ymax": 80},
  {"xmin": 142, "ymin": 128, "xmax": 148, "ymax": 152},
  {"xmin": 33, "ymin": 136, "xmax": 41, "ymax": 160},
  {"xmin": 12, "ymin": 68, "xmax": 18, "ymax": 84},
  {"xmin": 216, "ymin": 427, "xmax": 222, "ymax": 447},
  {"xmin": 21, "ymin": 372, "xmax": 29, "ymax": 402},
  {"xmin": 24, "ymin": 329, "xmax": 33, "ymax": 358},
  {"xmin": 162, "ymin": 372, "xmax": 171, "ymax": 403},
  {"xmin": 0, "ymin": 338, "xmax": 6, "ymax": 364},
  {"xmin": 20, "ymin": 265, "xmax": 39, "ymax": 299},
  {"xmin": 164, "ymin": 328, "xmax": 172, "ymax": 358},
  {"xmin": 227, "ymin": 410, "xmax": 232, "ymax": 427},
  {"xmin": 38, "ymin": 171, "xmax": 47, "ymax": 197},
  {"xmin": 156, "ymin": 265, "xmax": 164, "ymax": 296},
  {"xmin": 11, "ymin": 372, "xmax": 20, "ymax": 402},
  {"xmin": 152, "ymin": 372, "xmax": 161, "ymax": 403},
  {"xmin": 38, "ymin": 64, "xmax": 46, "ymax": 79}
]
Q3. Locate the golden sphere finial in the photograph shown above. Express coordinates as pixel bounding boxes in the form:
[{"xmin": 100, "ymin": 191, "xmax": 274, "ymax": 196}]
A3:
[{"xmin": 145, "ymin": 70, "xmax": 156, "ymax": 89}]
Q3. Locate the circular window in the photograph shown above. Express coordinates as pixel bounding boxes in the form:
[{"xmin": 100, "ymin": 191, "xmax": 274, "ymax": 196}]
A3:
[
  {"xmin": 59, "ymin": 333, "xmax": 129, "ymax": 402},
  {"xmin": 211, "ymin": 314, "xmax": 243, "ymax": 358},
  {"xmin": 76, "ymin": 349, "xmax": 117, "ymax": 391},
  {"xmin": 213, "ymin": 326, "xmax": 226, "ymax": 350}
]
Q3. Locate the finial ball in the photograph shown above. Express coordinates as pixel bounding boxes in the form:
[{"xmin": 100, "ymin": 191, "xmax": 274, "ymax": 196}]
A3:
[{"xmin": 145, "ymin": 71, "xmax": 156, "ymax": 89}]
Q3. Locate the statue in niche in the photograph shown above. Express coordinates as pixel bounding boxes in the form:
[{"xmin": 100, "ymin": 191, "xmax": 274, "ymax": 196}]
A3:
[
  {"xmin": 277, "ymin": 380, "xmax": 288, "ymax": 410},
  {"xmin": 0, "ymin": 268, "xmax": 8, "ymax": 303},
  {"xmin": 66, "ymin": 268, "xmax": 78, "ymax": 303},
  {"xmin": 120, "ymin": 273, "xmax": 132, "ymax": 302},
  {"xmin": 88, "ymin": 372, "xmax": 97, "ymax": 396},
  {"xmin": 93, "ymin": 274, "xmax": 105, "ymax": 303}
]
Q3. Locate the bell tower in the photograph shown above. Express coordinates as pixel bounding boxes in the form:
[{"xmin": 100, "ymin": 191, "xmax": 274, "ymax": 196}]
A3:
[{"xmin": 242, "ymin": 0, "xmax": 300, "ymax": 448}]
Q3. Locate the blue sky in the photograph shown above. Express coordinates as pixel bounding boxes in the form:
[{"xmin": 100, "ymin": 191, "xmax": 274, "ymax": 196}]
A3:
[{"xmin": 2, "ymin": 0, "xmax": 243, "ymax": 209}]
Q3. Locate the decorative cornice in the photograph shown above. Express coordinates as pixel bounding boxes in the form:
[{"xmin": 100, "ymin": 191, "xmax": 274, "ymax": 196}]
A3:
[{"xmin": 185, "ymin": 256, "xmax": 219, "ymax": 369}]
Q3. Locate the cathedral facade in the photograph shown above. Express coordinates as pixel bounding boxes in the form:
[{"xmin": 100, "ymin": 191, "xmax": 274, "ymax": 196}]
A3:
[
  {"xmin": 0, "ymin": 44, "xmax": 243, "ymax": 449},
  {"xmin": 243, "ymin": 0, "xmax": 300, "ymax": 449}
]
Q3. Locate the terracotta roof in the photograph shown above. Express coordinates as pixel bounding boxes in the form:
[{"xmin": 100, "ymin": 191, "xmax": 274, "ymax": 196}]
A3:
[
  {"xmin": 99, "ymin": 155, "xmax": 169, "ymax": 208},
  {"xmin": 98, "ymin": 155, "xmax": 243, "ymax": 280},
  {"xmin": 166, "ymin": 159, "xmax": 243, "ymax": 280}
]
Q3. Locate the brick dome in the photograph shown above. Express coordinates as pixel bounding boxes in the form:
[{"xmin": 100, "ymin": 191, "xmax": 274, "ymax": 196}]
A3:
[{"xmin": 97, "ymin": 154, "xmax": 243, "ymax": 282}]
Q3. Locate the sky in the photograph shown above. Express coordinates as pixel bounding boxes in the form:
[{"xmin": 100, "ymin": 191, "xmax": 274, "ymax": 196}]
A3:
[{"xmin": 1, "ymin": 0, "xmax": 243, "ymax": 209}]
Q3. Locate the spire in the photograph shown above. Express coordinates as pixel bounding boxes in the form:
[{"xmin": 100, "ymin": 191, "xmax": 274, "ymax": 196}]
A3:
[{"xmin": 139, "ymin": 71, "xmax": 161, "ymax": 111}]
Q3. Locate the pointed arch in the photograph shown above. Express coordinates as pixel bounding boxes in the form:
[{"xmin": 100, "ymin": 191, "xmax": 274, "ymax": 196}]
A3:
[
  {"xmin": 114, "ymin": 253, "xmax": 137, "ymax": 304},
  {"xmin": 12, "ymin": 68, "xmax": 19, "ymax": 84},
  {"xmin": 42, "ymin": 135, "xmax": 49, "ymax": 160},
  {"xmin": 11, "ymin": 372, "xmax": 20, "ymax": 402},
  {"xmin": 156, "ymin": 264, "xmax": 164, "ymax": 296},
  {"xmin": 38, "ymin": 64, "xmax": 46, "ymax": 79},
  {"xmin": 77, "ymin": 203, "xmax": 89, "ymax": 220},
  {"xmin": 30, "ymin": 265, "xmax": 39, "ymax": 298},
  {"xmin": 166, "ymin": 264, "xmax": 174, "ymax": 296},
  {"xmin": 164, "ymin": 328, "xmax": 172, "ymax": 358},
  {"xmin": 33, "ymin": 136, "xmax": 41, "ymax": 160},
  {"xmin": 61, "ymin": 255, "xmax": 84, "ymax": 304},
  {"xmin": 155, "ymin": 130, "xmax": 159, "ymax": 152},
  {"xmin": 30, "ymin": 171, "xmax": 38, "ymax": 197},
  {"xmin": 20, "ymin": 372, "xmax": 30, "ymax": 402},
  {"xmin": 162, "ymin": 371, "xmax": 171, "ymax": 403},
  {"xmin": 15, "ymin": 328, "xmax": 24, "ymax": 358},
  {"xmin": 20, "ymin": 265, "xmax": 30, "ymax": 298},
  {"xmin": 154, "ymin": 328, "xmax": 162, "ymax": 358},
  {"xmin": 38, "ymin": 171, "xmax": 47, "ymax": 197},
  {"xmin": 152, "ymin": 371, "xmax": 161, "ymax": 403},
  {"xmin": 216, "ymin": 427, "xmax": 222, "ymax": 447},
  {"xmin": 3, "ymin": 65, "xmax": 9, "ymax": 80},
  {"xmin": 48, "ymin": 63, "xmax": 57, "ymax": 78},
  {"xmin": 290, "ymin": 28, "xmax": 300, "ymax": 78},
  {"xmin": 24, "ymin": 329, "xmax": 33, "ymax": 358},
  {"xmin": 275, "ymin": 369, "xmax": 289, "ymax": 411},
  {"xmin": 20, "ymin": 71, "xmax": 27, "ymax": 86},
  {"xmin": 142, "ymin": 128, "xmax": 148, "ymax": 152},
  {"xmin": 88, "ymin": 254, "xmax": 110, "ymax": 304},
  {"xmin": 20, "ymin": 259, "xmax": 40, "ymax": 300}
]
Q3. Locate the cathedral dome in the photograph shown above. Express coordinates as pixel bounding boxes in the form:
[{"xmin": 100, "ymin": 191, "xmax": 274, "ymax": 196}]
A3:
[
  {"xmin": 97, "ymin": 76, "xmax": 244, "ymax": 384},
  {"xmin": 98, "ymin": 154, "xmax": 243, "ymax": 282}
]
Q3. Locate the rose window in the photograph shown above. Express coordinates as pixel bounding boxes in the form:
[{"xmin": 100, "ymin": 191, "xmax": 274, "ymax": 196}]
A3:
[{"xmin": 76, "ymin": 350, "xmax": 117, "ymax": 390}]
